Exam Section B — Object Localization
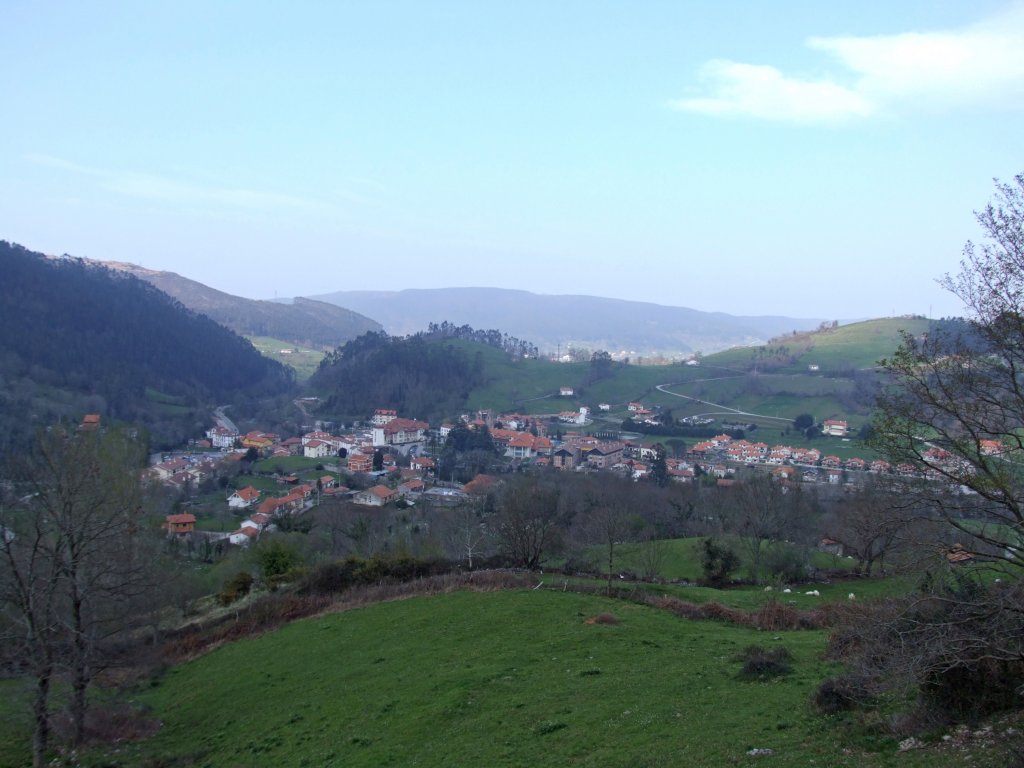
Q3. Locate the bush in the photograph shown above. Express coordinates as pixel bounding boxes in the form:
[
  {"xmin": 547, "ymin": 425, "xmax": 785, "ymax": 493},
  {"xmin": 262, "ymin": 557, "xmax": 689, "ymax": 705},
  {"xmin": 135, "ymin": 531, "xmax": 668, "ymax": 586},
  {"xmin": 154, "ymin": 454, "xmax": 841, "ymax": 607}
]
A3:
[
  {"xmin": 219, "ymin": 571, "xmax": 253, "ymax": 605},
  {"xmin": 736, "ymin": 644, "xmax": 793, "ymax": 679},
  {"xmin": 299, "ymin": 555, "xmax": 454, "ymax": 595},
  {"xmin": 824, "ymin": 579, "xmax": 1024, "ymax": 722},
  {"xmin": 811, "ymin": 675, "xmax": 871, "ymax": 714},
  {"xmin": 701, "ymin": 537, "xmax": 740, "ymax": 586},
  {"xmin": 762, "ymin": 544, "xmax": 811, "ymax": 582}
]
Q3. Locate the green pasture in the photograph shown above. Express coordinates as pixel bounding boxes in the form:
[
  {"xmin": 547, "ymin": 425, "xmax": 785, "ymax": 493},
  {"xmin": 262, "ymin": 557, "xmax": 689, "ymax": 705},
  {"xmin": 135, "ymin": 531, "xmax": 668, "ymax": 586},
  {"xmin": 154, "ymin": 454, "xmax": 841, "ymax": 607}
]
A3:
[
  {"xmin": 18, "ymin": 588, "xmax": 988, "ymax": 768},
  {"xmin": 246, "ymin": 336, "xmax": 326, "ymax": 381}
]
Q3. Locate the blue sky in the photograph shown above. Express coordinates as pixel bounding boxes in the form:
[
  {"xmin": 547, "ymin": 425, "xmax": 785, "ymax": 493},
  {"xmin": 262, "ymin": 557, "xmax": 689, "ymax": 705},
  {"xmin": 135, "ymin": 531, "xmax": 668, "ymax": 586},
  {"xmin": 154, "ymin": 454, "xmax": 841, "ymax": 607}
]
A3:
[{"xmin": 2, "ymin": 1, "xmax": 1022, "ymax": 319}]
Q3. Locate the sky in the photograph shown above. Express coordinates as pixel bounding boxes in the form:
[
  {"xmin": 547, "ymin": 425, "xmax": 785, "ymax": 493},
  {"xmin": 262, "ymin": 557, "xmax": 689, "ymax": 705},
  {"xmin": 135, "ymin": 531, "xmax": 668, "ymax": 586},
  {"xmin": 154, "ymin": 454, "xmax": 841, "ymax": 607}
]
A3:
[{"xmin": 2, "ymin": 1, "xmax": 1023, "ymax": 320}]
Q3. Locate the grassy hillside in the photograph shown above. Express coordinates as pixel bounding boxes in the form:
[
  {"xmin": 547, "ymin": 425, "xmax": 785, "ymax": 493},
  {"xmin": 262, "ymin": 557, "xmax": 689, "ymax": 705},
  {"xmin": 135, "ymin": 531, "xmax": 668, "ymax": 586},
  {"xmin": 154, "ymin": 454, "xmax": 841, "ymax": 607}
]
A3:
[
  {"xmin": 705, "ymin": 318, "xmax": 932, "ymax": 373},
  {"xmin": 21, "ymin": 588, "xmax": 992, "ymax": 768},
  {"xmin": 448, "ymin": 319, "xmax": 928, "ymax": 445},
  {"xmin": 247, "ymin": 336, "xmax": 326, "ymax": 382}
]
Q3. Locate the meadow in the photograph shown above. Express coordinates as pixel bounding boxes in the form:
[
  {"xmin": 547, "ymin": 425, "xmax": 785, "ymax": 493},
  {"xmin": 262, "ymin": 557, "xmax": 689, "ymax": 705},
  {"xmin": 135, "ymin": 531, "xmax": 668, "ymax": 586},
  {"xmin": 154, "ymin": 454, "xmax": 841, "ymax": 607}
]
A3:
[{"xmin": 0, "ymin": 589, "xmax": 972, "ymax": 768}]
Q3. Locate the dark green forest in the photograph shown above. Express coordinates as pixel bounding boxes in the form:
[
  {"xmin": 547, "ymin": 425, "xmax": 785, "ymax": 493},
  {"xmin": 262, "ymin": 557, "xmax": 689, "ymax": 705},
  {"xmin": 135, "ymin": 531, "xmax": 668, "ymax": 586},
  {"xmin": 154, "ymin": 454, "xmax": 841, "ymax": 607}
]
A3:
[
  {"xmin": 310, "ymin": 331, "xmax": 484, "ymax": 423},
  {"xmin": 0, "ymin": 241, "xmax": 293, "ymax": 453}
]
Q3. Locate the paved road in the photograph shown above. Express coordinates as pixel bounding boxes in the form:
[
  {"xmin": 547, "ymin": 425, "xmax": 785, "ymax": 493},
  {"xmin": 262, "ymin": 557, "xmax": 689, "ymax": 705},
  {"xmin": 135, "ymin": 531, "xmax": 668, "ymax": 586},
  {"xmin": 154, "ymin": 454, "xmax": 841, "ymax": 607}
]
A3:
[
  {"xmin": 213, "ymin": 405, "xmax": 238, "ymax": 434},
  {"xmin": 655, "ymin": 383, "xmax": 792, "ymax": 424}
]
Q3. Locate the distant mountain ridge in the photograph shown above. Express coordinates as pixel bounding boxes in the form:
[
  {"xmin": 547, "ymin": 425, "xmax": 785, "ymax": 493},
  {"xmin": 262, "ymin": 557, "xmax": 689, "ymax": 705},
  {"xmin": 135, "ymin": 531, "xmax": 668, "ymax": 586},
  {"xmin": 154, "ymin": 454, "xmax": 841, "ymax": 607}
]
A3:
[
  {"xmin": 100, "ymin": 261, "xmax": 382, "ymax": 349},
  {"xmin": 307, "ymin": 287, "xmax": 823, "ymax": 356}
]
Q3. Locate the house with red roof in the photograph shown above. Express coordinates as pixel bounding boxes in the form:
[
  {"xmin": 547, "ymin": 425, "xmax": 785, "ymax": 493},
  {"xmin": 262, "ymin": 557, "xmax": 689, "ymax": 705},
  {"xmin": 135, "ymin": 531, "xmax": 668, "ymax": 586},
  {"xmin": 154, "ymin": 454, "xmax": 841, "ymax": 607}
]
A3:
[
  {"xmin": 354, "ymin": 485, "xmax": 397, "ymax": 506},
  {"xmin": 227, "ymin": 486, "xmax": 261, "ymax": 509},
  {"xmin": 822, "ymin": 419, "xmax": 848, "ymax": 437},
  {"xmin": 163, "ymin": 513, "xmax": 196, "ymax": 536}
]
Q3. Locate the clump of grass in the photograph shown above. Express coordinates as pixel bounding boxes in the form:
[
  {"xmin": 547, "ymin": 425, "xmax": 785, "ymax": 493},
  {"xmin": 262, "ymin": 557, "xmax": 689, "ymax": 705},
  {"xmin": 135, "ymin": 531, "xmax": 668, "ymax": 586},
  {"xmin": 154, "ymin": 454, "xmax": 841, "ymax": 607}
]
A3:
[
  {"xmin": 736, "ymin": 644, "xmax": 793, "ymax": 679},
  {"xmin": 584, "ymin": 612, "xmax": 619, "ymax": 625},
  {"xmin": 535, "ymin": 721, "xmax": 568, "ymax": 735}
]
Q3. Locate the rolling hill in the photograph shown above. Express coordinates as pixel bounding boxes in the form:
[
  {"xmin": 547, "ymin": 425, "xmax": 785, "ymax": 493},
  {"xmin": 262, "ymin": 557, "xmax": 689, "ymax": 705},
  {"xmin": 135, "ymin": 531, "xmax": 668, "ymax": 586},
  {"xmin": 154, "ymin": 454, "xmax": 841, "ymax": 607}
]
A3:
[
  {"xmin": 307, "ymin": 287, "xmax": 824, "ymax": 357},
  {"xmin": 101, "ymin": 260, "xmax": 382, "ymax": 349}
]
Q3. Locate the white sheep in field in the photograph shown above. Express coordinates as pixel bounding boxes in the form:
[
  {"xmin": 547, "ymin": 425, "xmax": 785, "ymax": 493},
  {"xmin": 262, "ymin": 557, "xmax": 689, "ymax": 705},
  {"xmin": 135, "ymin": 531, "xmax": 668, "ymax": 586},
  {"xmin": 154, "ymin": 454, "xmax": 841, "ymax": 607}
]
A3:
[
  {"xmin": 782, "ymin": 588, "xmax": 791, "ymax": 594},
  {"xmin": 848, "ymin": 593, "xmax": 856, "ymax": 600},
  {"xmin": 804, "ymin": 590, "xmax": 820, "ymax": 597}
]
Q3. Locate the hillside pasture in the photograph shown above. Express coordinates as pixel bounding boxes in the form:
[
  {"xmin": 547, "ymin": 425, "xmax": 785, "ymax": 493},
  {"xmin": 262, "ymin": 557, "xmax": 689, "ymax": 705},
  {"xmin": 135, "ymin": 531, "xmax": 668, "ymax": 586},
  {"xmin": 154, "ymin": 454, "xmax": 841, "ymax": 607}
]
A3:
[{"xmin": 40, "ymin": 588, "xmax": 982, "ymax": 768}]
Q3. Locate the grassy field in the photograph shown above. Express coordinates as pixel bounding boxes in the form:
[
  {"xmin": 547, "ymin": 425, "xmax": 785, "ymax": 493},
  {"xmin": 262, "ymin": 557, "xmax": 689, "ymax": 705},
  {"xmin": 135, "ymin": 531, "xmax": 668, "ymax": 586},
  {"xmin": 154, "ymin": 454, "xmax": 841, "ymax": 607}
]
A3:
[
  {"xmin": 246, "ymin": 336, "xmax": 327, "ymax": 381},
  {"xmin": 12, "ymin": 588, "xmax": 995, "ymax": 768},
  {"xmin": 252, "ymin": 455, "xmax": 328, "ymax": 474},
  {"xmin": 704, "ymin": 318, "xmax": 931, "ymax": 374}
]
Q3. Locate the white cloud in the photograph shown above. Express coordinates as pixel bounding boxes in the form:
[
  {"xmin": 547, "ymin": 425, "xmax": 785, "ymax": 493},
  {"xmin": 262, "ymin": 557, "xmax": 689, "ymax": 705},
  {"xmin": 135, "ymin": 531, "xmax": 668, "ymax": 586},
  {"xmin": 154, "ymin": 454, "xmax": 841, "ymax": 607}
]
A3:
[
  {"xmin": 670, "ymin": 3, "xmax": 1024, "ymax": 123},
  {"xmin": 670, "ymin": 60, "xmax": 873, "ymax": 123}
]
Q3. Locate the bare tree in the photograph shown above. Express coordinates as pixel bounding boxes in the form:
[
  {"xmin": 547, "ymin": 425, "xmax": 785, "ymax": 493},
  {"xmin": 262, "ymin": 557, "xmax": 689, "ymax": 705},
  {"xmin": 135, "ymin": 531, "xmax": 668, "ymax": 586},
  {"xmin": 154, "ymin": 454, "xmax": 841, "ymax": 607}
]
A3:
[
  {"xmin": 823, "ymin": 480, "xmax": 909, "ymax": 576},
  {"xmin": 1, "ymin": 426, "xmax": 154, "ymax": 760},
  {"xmin": 873, "ymin": 173, "xmax": 1024, "ymax": 569},
  {"xmin": 492, "ymin": 477, "xmax": 563, "ymax": 570},
  {"xmin": 1, "ymin": 487, "xmax": 64, "ymax": 768},
  {"xmin": 720, "ymin": 475, "xmax": 809, "ymax": 584},
  {"xmin": 583, "ymin": 478, "xmax": 638, "ymax": 594},
  {"xmin": 440, "ymin": 500, "xmax": 492, "ymax": 569}
]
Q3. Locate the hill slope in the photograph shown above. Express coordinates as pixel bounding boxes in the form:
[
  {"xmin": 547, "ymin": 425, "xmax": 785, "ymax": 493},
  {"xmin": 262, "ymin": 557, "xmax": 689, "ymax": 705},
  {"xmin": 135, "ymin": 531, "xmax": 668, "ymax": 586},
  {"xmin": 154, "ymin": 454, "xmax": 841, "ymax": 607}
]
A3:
[
  {"xmin": 704, "ymin": 317, "xmax": 933, "ymax": 373},
  {"xmin": 102, "ymin": 260, "xmax": 382, "ymax": 349},
  {"xmin": 307, "ymin": 287, "xmax": 823, "ymax": 356},
  {"xmin": 44, "ymin": 588, "xmax": 973, "ymax": 768},
  {"xmin": 0, "ymin": 241, "xmax": 293, "ymax": 452}
]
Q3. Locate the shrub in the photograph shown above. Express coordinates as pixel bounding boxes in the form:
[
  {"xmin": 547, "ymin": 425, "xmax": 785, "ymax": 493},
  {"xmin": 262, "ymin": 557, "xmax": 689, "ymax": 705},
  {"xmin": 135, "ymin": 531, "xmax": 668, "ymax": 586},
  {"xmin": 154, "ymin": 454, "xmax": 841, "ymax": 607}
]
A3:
[
  {"xmin": 219, "ymin": 571, "xmax": 253, "ymax": 605},
  {"xmin": 811, "ymin": 675, "xmax": 871, "ymax": 714},
  {"xmin": 762, "ymin": 544, "xmax": 811, "ymax": 582},
  {"xmin": 701, "ymin": 537, "xmax": 740, "ymax": 586},
  {"xmin": 736, "ymin": 644, "xmax": 793, "ymax": 679}
]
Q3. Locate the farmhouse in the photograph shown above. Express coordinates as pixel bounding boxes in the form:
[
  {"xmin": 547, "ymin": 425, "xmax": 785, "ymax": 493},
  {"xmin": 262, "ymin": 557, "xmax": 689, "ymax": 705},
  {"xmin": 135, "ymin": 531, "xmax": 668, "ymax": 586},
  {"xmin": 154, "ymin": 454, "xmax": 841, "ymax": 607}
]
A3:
[
  {"xmin": 163, "ymin": 513, "xmax": 195, "ymax": 536},
  {"xmin": 822, "ymin": 419, "xmax": 848, "ymax": 437},
  {"xmin": 354, "ymin": 485, "xmax": 397, "ymax": 507},
  {"xmin": 227, "ymin": 486, "xmax": 261, "ymax": 509}
]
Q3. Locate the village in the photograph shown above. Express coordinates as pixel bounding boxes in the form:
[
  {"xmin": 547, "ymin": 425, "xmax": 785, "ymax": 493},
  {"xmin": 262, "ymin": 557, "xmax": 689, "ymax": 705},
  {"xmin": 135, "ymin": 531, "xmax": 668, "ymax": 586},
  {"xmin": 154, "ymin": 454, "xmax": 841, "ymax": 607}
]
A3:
[{"xmin": 150, "ymin": 394, "xmax": 976, "ymax": 549}]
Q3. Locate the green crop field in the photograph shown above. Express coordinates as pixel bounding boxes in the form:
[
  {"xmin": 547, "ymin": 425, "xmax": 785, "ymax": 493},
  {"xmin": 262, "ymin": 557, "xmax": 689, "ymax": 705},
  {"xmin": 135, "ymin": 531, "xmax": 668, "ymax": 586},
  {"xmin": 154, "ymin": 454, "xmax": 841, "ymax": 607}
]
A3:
[{"xmin": 8, "ymin": 588, "xmax": 999, "ymax": 768}]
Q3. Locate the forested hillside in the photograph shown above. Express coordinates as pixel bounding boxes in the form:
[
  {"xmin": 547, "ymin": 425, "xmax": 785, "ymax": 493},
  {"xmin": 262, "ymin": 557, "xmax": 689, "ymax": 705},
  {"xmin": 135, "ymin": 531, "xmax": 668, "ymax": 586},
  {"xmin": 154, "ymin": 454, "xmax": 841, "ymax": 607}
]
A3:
[
  {"xmin": 0, "ymin": 241, "xmax": 294, "ymax": 452},
  {"xmin": 102, "ymin": 260, "xmax": 382, "ymax": 348},
  {"xmin": 310, "ymin": 331, "xmax": 485, "ymax": 423}
]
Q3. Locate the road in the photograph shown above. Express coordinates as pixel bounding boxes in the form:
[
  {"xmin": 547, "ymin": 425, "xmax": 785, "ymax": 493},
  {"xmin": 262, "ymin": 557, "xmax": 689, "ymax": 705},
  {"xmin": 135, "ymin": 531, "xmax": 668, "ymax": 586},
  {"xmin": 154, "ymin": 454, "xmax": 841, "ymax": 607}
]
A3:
[
  {"xmin": 655, "ymin": 383, "xmax": 792, "ymax": 424},
  {"xmin": 213, "ymin": 405, "xmax": 238, "ymax": 434}
]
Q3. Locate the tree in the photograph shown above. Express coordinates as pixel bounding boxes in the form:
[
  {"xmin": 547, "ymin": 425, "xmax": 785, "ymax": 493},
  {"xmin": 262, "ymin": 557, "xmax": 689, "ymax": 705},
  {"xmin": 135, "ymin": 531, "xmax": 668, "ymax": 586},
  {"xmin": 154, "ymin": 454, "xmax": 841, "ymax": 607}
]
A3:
[
  {"xmin": 793, "ymin": 413, "xmax": 815, "ymax": 431},
  {"xmin": 649, "ymin": 444, "xmax": 669, "ymax": 487},
  {"xmin": 441, "ymin": 500, "xmax": 492, "ymax": 569},
  {"xmin": 0, "ymin": 427, "xmax": 155, "ymax": 763},
  {"xmin": 701, "ymin": 537, "xmax": 740, "ymax": 586},
  {"xmin": 873, "ymin": 174, "xmax": 1024, "ymax": 568},
  {"xmin": 492, "ymin": 477, "xmax": 563, "ymax": 569},
  {"xmin": 822, "ymin": 480, "xmax": 909, "ymax": 576},
  {"xmin": 583, "ymin": 478, "xmax": 637, "ymax": 594},
  {"xmin": 839, "ymin": 175, "xmax": 1024, "ymax": 724},
  {"xmin": 719, "ymin": 475, "xmax": 809, "ymax": 583}
]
